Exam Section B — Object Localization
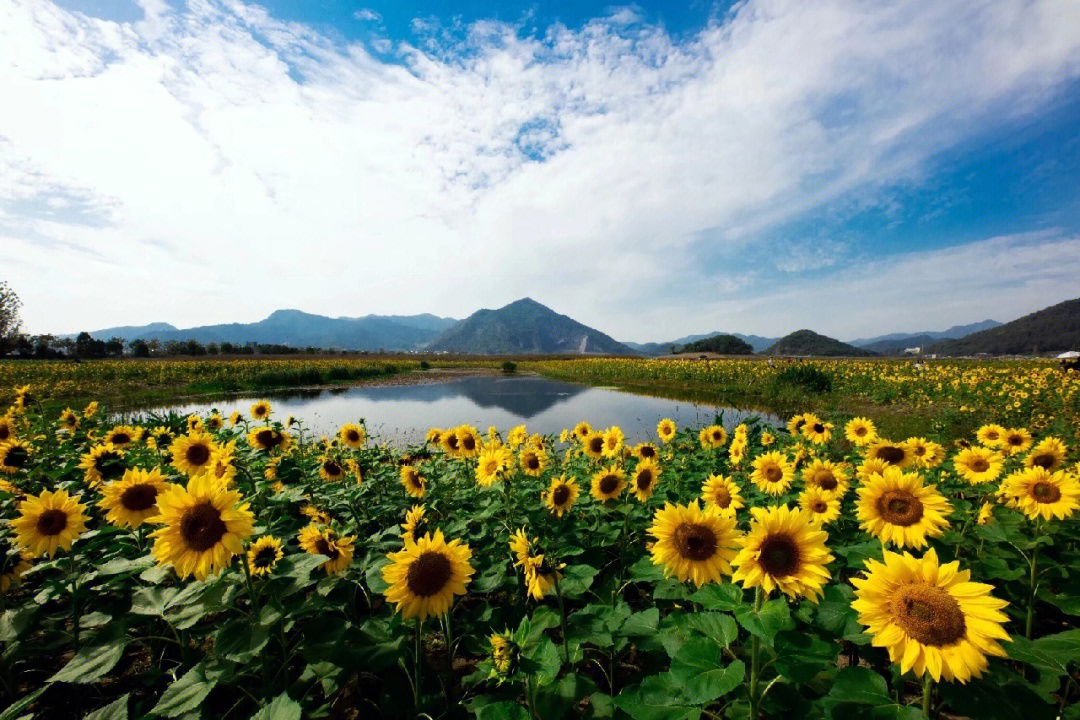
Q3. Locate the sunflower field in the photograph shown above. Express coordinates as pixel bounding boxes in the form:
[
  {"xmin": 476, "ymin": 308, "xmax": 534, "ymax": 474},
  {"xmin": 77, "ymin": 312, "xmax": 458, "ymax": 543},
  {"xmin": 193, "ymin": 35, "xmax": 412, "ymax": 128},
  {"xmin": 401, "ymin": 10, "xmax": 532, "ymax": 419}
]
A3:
[{"xmin": 2, "ymin": 383, "xmax": 1080, "ymax": 720}]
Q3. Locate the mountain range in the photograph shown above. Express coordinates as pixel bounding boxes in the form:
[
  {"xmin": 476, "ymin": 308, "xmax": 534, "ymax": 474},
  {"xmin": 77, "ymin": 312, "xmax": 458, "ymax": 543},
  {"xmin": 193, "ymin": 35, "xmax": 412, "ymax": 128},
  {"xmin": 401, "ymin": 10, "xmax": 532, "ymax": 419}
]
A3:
[{"xmin": 75, "ymin": 296, "xmax": 1077, "ymax": 357}]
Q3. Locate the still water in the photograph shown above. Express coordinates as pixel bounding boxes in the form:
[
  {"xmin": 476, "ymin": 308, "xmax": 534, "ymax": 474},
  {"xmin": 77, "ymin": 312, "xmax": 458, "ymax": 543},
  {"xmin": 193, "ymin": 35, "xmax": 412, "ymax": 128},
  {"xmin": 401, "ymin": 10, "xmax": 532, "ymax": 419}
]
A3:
[{"xmin": 140, "ymin": 375, "xmax": 781, "ymax": 444}]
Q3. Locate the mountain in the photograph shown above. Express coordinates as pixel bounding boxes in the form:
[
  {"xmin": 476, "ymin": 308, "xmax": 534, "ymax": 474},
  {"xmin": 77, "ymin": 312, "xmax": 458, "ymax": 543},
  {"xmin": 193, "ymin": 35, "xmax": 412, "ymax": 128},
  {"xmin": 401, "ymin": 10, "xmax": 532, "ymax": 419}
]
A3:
[
  {"xmin": 84, "ymin": 322, "xmax": 178, "ymax": 341},
  {"xmin": 426, "ymin": 298, "xmax": 633, "ymax": 355},
  {"xmin": 929, "ymin": 298, "xmax": 1080, "ymax": 356},
  {"xmin": 626, "ymin": 332, "xmax": 778, "ymax": 355},
  {"xmin": 849, "ymin": 319, "xmax": 1001, "ymax": 349},
  {"xmin": 677, "ymin": 334, "xmax": 755, "ymax": 355},
  {"xmin": 85, "ymin": 311, "xmax": 458, "ymax": 351},
  {"xmin": 762, "ymin": 330, "xmax": 876, "ymax": 357},
  {"xmin": 860, "ymin": 334, "xmax": 937, "ymax": 355}
]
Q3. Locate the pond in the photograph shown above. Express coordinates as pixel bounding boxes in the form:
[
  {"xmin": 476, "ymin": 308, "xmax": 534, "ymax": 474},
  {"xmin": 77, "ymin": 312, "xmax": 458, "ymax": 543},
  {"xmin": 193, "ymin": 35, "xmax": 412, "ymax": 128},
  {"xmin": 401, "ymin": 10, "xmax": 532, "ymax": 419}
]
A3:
[{"xmin": 135, "ymin": 374, "xmax": 782, "ymax": 444}]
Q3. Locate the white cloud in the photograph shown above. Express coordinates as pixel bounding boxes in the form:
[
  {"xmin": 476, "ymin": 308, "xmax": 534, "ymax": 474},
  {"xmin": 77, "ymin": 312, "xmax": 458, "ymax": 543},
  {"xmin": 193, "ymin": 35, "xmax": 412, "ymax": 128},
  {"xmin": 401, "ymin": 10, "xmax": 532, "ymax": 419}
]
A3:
[
  {"xmin": 354, "ymin": 8, "xmax": 381, "ymax": 23},
  {"xmin": 1, "ymin": 0, "xmax": 1079, "ymax": 339}
]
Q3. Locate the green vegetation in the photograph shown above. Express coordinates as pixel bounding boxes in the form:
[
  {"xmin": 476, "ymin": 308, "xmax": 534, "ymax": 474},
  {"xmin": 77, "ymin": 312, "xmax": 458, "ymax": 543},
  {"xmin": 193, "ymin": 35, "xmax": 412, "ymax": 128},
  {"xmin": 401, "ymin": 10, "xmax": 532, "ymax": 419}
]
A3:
[
  {"xmin": 931, "ymin": 296, "xmax": 1080, "ymax": 355},
  {"xmin": 761, "ymin": 330, "xmax": 875, "ymax": 357},
  {"xmin": 678, "ymin": 334, "xmax": 754, "ymax": 355}
]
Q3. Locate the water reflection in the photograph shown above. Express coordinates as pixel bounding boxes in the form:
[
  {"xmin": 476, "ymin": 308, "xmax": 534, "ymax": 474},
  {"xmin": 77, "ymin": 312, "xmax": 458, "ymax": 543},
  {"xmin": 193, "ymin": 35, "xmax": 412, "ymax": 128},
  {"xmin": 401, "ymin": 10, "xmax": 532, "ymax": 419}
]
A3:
[{"xmin": 141, "ymin": 375, "xmax": 781, "ymax": 445}]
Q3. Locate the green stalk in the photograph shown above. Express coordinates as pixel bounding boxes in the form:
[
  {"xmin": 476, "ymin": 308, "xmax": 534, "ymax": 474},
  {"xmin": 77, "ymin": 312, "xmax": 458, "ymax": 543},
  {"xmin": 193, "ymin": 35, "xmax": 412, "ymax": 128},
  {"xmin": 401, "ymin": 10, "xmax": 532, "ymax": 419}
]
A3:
[
  {"xmin": 414, "ymin": 618, "xmax": 424, "ymax": 711},
  {"xmin": 748, "ymin": 587, "xmax": 763, "ymax": 720},
  {"xmin": 68, "ymin": 552, "xmax": 81, "ymax": 652},
  {"xmin": 922, "ymin": 673, "xmax": 934, "ymax": 717},
  {"xmin": 553, "ymin": 573, "xmax": 572, "ymax": 666},
  {"xmin": 1025, "ymin": 541, "xmax": 1039, "ymax": 640}
]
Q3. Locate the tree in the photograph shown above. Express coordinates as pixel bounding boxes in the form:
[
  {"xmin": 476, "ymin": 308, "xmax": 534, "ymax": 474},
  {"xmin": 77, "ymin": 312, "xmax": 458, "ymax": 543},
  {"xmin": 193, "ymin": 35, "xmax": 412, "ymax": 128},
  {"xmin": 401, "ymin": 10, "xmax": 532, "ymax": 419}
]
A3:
[
  {"xmin": 130, "ymin": 339, "xmax": 150, "ymax": 357},
  {"xmin": 0, "ymin": 281, "xmax": 23, "ymax": 356}
]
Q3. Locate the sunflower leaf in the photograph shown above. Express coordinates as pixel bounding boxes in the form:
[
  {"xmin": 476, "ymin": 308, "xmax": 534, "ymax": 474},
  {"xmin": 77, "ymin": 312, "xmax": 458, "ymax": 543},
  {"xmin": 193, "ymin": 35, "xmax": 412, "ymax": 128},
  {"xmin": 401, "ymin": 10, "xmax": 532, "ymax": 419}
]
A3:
[
  {"xmin": 249, "ymin": 692, "xmax": 302, "ymax": 720},
  {"xmin": 734, "ymin": 598, "xmax": 793, "ymax": 646}
]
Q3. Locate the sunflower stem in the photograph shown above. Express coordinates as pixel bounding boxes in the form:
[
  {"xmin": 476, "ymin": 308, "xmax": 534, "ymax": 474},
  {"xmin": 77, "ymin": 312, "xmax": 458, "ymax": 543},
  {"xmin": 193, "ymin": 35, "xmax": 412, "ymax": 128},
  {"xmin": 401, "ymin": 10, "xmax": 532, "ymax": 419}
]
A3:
[
  {"xmin": 921, "ymin": 673, "xmax": 934, "ymax": 717},
  {"xmin": 67, "ymin": 551, "xmax": 80, "ymax": 652},
  {"xmin": 748, "ymin": 587, "xmax": 763, "ymax": 720},
  {"xmin": 553, "ymin": 573, "xmax": 572, "ymax": 666},
  {"xmin": 1026, "ymin": 539, "xmax": 1039, "ymax": 640},
  {"xmin": 414, "ymin": 618, "xmax": 424, "ymax": 711}
]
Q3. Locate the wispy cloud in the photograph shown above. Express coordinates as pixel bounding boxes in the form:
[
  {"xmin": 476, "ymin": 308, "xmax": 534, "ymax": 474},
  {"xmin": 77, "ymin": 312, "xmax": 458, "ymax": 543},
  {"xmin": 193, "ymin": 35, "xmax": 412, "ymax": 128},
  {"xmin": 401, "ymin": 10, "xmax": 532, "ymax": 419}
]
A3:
[{"xmin": 2, "ymin": 0, "xmax": 1079, "ymax": 337}]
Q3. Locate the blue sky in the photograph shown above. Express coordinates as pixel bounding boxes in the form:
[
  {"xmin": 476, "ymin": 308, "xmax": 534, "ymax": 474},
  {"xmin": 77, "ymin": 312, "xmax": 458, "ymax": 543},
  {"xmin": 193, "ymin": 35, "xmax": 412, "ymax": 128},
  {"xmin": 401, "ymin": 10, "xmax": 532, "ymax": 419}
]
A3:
[{"xmin": 4, "ymin": 0, "xmax": 1080, "ymax": 341}]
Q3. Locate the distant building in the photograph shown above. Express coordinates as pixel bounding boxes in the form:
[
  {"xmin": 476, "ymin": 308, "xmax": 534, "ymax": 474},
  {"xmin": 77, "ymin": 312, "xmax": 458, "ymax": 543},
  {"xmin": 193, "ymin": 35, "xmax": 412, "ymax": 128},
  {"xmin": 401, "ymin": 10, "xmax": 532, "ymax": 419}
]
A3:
[{"xmin": 903, "ymin": 347, "xmax": 921, "ymax": 355}]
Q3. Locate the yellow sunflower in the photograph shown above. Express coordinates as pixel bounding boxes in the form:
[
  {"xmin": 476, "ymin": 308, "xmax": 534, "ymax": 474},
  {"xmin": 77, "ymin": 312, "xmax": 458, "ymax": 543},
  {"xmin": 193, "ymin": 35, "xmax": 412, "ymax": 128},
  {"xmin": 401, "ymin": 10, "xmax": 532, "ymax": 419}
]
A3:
[
  {"xmin": 507, "ymin": 425, "xmax": 528, "ymax": 448},
  {"xmin": 699, "ymin": 424, "xmax": 728, "ymax": 450},
  {"xmin": 851, "ymin": 548, "xmax": 1009, "ymax": 682},
  {"xmin": 590, "ymin": 465, "xmax": 627, "ymax": 502},
  {"xmin": 98, "ymin": 468, "xmax": 171, "ymax": 528},
  {"xmin": 571, "ymin": 421, "xmax": 592, "ymax": 441},
  {"xmin": 866, "ymin": 439, "xmax": 913, "ymax": 469},
  {"xmin": 521, "ymin": 554, "xmax": 562, "ymax": 600},
  {"xmin": 787, "ymin": 413, "xmax": 811, "ymax": 437},
  {"xmin": 631, "ymin": 459, "xmax": 661, "ymax": 502},
  {"xmin": 750, "ymin": 451, "xmax": 795, "ymax": 496},
  {"xmin": 103, "ymin": 425, "xmax": 142, "ymax": 448},
  {"xmin": 953, "ymin": 447, "xmax": 1003, "ymax": 485},
  {"xmin": 845, "ymin": 417, "xmax": 877, "ymax": 446},
  {"xmin": 976, "ymin": 424, "xmax": 1006, "ymax": 448},
  {"xmin": 999, "ymin": 467, "xmax": 1080, "ymax": 521},
  {"xmin": 250, "ymin": 401, "xmax": 272, "ymax": 421},
  {"xmin": 633, "ymin": 442, "xmax": 660, "ymax": 461},
  {"xmin": 206, "ymin": 413, "xmax": 224, "ymax": 430},
  {"xmin": 731, "ymin": 505, "xmax": 833, "ymax": 601},
  {"xmin": 1023, "ymin": 437, "xmax": 1068, "ymax": 472},
  {"xmin": 83, "ymin": 401, "xmax": 99, "ymax": 418},
  {"xmin": 247, "ymin": 427, "xmax": 291, "ymax": 453},
  {"xmin": 0, "ymin": 416, "xmax": 15, "ymax": 443},
  {"xmin": 519, "ymin": 447, "xmax": 548, "ymax": 477},
  {"xmin": 338, "ymin": 423, "xmax": 366, "ymax": 449},
  {"xmin": 382, "ymin": 530, "xmax": 474, "ymax": 620},
  {"xmin": 802, "ymin": 418, "xmax": 833, "ymax": 445},
  {"xmin": 582, "ymin": 431, "xmax": 606, "ymax": 460},
  {"xmin": 648, "ymin": 501, "xmax": 739, "ymax": 587},
  {"xmin": 700, "ymin": 474, "xmax": 744, "ymax": 515},
  {"xmin": 761, "ymin": 432, "xmax": 776, "ymax": 447},
  {"xmin": 602, "ymin": 426, "xmax": 625, "ymax": 458},
  {"xmin": 58, "ymin": 408, "xmax": 79, "ymax": 432},
  {"xmin": 298, "ymin": 525, "xmax": 355, "ymax": 575},
  {"xmin": 425, "ymin": 427, "xmax": 443, "ymax": 446},
  {"xmin": 401, "ymin": 504, "xmax": 428, "ymax": 543},
  {"xmin": 440, "ymin": 428, "xmax": 462, "ymax": 456},
  {"xmin": 318, "ymin": 456, "xmax": 346, "ymax": 482},
  {"xmin": 856, "ymin": 467, "xmax": 952, "ymax": 549},
  {"xmin": 400, "ymin": 465, "xmax": 426, "ymax": 497},
  {"xmin": 799, "ymin": 487, "xmax": 841, "ymax": 525},
  {"xmin": 976, "ymin": 502, "xmax": 995, "ymax": 526},
  {"xmin": 78, "ymin": 443, "xmax": 127, "ymax": 486},
  {"xmin": 657, "ymin": 418, "xmax": 677, "ymax": 443},
  {"xmin": 801, "ymin": 459, "xmax": 849, "ymax": 499},
  {"xmin": 169, "ymin": 432, "xmax": 219, "ymax": 476},
  {"xmin": 247, "ymin": 536, "xmax": 283, "ymax": 576},
  {"xmin": 856, "ymin": 456, "xmax": 891, "ymax": 483},
  {"xmin": 1, "ymin": 541, "xmax": 32, "ymax": 593},
  {"xmin": 0, "ymin": 439, "xmax": 31, "ymax": 475},
  {"xmin": 543, "ymin": 476, "xmax": 579, "ymax": 517},
  {"xmin": 12, "ymin": 489, "xmax": 89, "ymax": 557},
  {"xmin": 229, "ymin": 411, "xmax": 243, "ymax": 426},
  {"xmin": 455, "ymin": 425, "xmax": 481, "ymax": 458},
  {"xmin": 207, "ymin": 445, "xmax": 238, "ymax": 486},
  {"xmin": 476, "ymin": 445, "xmax": 514, "ymax": 487},
  {"xmin": 1001, "ymin": 427, "xmax": 1033, "ymax": 455},
  {"xmin": 149, "ymin": 474, "xmax": 255, "ymax": 580},
  {"xmin": 186, "ymin": 415, "xmax": 204, "ymax": 433}
]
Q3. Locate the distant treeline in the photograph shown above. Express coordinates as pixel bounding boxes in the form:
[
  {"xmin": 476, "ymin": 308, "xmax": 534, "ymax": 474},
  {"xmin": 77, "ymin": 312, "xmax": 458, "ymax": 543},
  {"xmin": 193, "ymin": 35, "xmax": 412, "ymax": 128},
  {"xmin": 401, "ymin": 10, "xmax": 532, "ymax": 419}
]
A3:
[{"xmin": 2, "ymin": 332, "xmax": 365, "ymax": 359}]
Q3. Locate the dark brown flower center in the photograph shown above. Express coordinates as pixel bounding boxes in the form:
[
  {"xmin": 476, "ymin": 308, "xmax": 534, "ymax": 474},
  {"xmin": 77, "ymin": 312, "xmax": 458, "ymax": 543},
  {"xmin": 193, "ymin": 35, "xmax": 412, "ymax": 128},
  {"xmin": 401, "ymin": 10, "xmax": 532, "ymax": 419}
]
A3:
[
  {"xmin": 1031, "ymin": 481, "xmax": 1061, "ymax": 503},
  {"xmin": 1006, "ymin": 435, "xmax": 1023, "ymax": 447},
  {"xmin": 120, "ymin": 484, "xmax": 158, "ymax": 511},
  {"xmin": 876, "ymin": 446, "xmax": 906, "ymax": 464},
  {"xmin": 0, "ymin": 425, "xmax": 9, "ymax": 440},
  {"xmin": 526, "ymin": 455, "xmax": 540, "ymax": 470},
  {"xmin": 179, "ymin": 502, "xmax": 227, "ymax": 552},
  {"xmin": 970, "ymin": 458, "xmax": 990, "ymax": 473},
  {"xmin": 446, "ymin": 435, "xmax": 460, "ymax": 450},
  {"xmin": 764, "ymin": 466, "xmax": 783, "ymax": 482},
  {"xmin": 347, "ymin": 430, "xmax": 360, "ymax": 442},
  {"xmin": 253, "ymin": 547, "xmax": 278, "ymax": 568},
  {"xmin": 5, "ymin": 447, "xmax": 29, "ymax": 469},
  {"xmin": 877, "ymin": 490, "xmax": 925, "ymax": 526},
  {"xmin": 812, "ymin": 423, "xmax": 825, "ymax": 434},
  {"xmin": 323, "ymin": 460, "xmax": 342, "ymax": 476},
  {"xmin": 1030, "ymin": 453, "xmax": 1055, "ymax": 469},
  {"xmin": 95, "ymin": 451, "xmax": 125, "ymax": 480},
  {"xmin": 673, "ymin": 522, "xmax": 718, "ymax": 561},
  {"xmin": 711, "ymin": 430, "xmax": 724, "ymax": 442},
  {"xmin": 256, "ymin": 429, "xmax": 282, "ymax": 449},
  {"xmin": 598, "ymin": 474, "xmax": 621, "ymax": 495},
  {"xmin": 854, "ymin": 426, "xmax": 867, "ymax": 437},
  {"xmin": 640, "ymin": 446, "xmax": 656, "ymax": 459},
  {"xmin": 461, "ymin": 435, "xmax": 476, "ymax": 451},
  {"xmin": 185, "ymin": 443, "xmax": 211, "ymax": 466},
  {"xmin": 636, "ymin": 469, "xmax": 654, "ymax": 490},
  {"xmin": 110, "ymin": 433, "xmax": 131, "ymax": 445},
  {"xmin": 314, "ymin": 536, "xmax": 341, "ymax": 560},
  {"xmin": 406, "ymin": 550, "xmax": 453, "ymax": 597},
  {"xmin": 812, "ymin": 501, "xmax": 828, "ymax": 513},
  {"xmin": 552, "ymin": 485, "xmax": 570, "ymax": 506},
  {"xmin": 36, "ymin": 509, "xmax": 68, "ymax": 536},
  {"xmin": 589, "ymin": 437, "xmax": 604, "ymax": 454},
  {"xmin": 711, "ymin": 487, "xmax": 732, "ymax": 507},
  {"xmin": 758, "ymin": 534, "xmax": 801, "ymax": 578},
  {"xmin": 891, "ymin": 584, "xmax": 966, "ymax": 646},
  {"xmin": 814, "ymin": 471, "xmax": 837, "ymax": 490}
]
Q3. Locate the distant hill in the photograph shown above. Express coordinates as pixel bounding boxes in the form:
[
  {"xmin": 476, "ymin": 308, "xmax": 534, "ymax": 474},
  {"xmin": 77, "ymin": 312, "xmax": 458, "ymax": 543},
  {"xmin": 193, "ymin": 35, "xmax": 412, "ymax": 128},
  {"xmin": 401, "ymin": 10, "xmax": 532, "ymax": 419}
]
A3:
[
  {"xmin": 860, "ymin": 334, "xmax": 938, "ymax": 355},
  {"xmin": 849, "ymin": 319, "xmax": 1001, "ymax": 349},
  {"xmin": 427, "ymin": 298, "xmax": 633, "ymax": 355},
  {"xmin": 762, "ymin": 330, "xmax": 876, "ymax": 357},
  {"xmin": 84, "ymin": 311, "xmax": 458, "ymax": 351},
  {"xmin": 929, "ymin": 298, "xmax": 1080, "ymax": 356},
  {"xmin": 84, "ymin": 322, "xmax": 178, "ymax": 341},
  {"xmin": 678, "ymin": 334, "xmax": 754, "ymax": 355},
  {"xmin": 626, "ymin": 331, "xmax": 777, "ymax": 355}
]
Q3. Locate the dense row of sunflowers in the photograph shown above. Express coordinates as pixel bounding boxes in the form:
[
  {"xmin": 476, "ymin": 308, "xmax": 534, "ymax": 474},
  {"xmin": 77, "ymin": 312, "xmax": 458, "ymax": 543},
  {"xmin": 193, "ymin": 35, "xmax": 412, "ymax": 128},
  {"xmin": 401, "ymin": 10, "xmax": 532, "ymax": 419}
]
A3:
[{"xmin": 1, "ymin": 382, "xmax": 1079, "ymax": 719}]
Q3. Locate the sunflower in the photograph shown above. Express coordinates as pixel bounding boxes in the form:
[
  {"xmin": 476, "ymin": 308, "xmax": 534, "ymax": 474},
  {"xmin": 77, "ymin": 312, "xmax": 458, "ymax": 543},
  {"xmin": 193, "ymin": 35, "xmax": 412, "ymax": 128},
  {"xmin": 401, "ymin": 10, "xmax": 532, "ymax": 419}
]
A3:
[
  {"xmin": 0, "ymin": 440, "xmax": 31, "ymax": 475},
  {"xmin": 0, "ymin": 416, "xmax": 14, "ymax": 443},
  {"xmin": 590, "ymin": 465, "xmax": 627, "ymax": 502},
  {"xmin": 490, "ymin": 632, "xmax": 518, "ymax": 675},
  {"xmin": 866, "ymin": 439, "xmax": 913, "ymax": 469},
  {"xmin": 476, "ymin": 445, "xmax": 514, "ymax": 487},
  {"xmin": 786, "ymin": 413, "xmax": 810, "ymax": 437},
  {"xmin": 247, "ymin": 427, "xmax": 290, "ymax": 453},
  {"xmin": 761, "ymin": 432, "xmax": 776, "ymax": 447},
  {"xmin": 633, "ymin": 442, "xmax": 659, "ymax": 461},
  {"xmin": 856, "ymin": 467, "xmax": 952, "ymax": 549},
  {"xmin": 750, "ymin": 451, "xmax": 795, "ymax": 496},
  {"xmin": 208, "ymin": 445, "xmax": 238, "ymax": 486},
  {"xmin": 920, "ymin": 441, "xmax": 947, "ymax": 469},
  {"xmin": 382, "ymin": 530, "xmax": 474, "ymax": 620},
  {"xmin": 402, "ymin": 504, "xmax": 428, "ymax": 543},
  {"xmin": 729, "ymin": 438, "xmax": 746, "ymax": 466},
  {"xmin": 58, "ymin": 408, "xmax": 79, "ymax": 432},
  {"xmin": 953, "ymin": 447, "xmax": 1003, "ymax": 485},
  {"xmin": 206, "ymin": 413, "xmax": 224, "ymax": 430},
  {"xmin": 425, "ymin": 427, "xmax": 443, "ymax": 446},
  {"xmin": 627, "ymin": 459, "xmax": 661, "ymax": 502},
  {"xmin": 146, "ymin": 426, "xmax": 174, "ymax": 451},
  {"xmin": 103, "ymin": 425, "xmax": 141, "ymax": 448},
  {"xmin": 456, "ymin": 425, "xmax": 481, "ymax": 458},
  {"xmin": 79, "ymin": 443, "xmax": 127, "ymax": 486},
  {"xmin": 519, "ymin": 447, "xmax": 548, "ymax": 477},
  {"xmin": 856, "ymin": 457, "xmax": 890, "ymax": 483},
  {"xmin": 543, "ymin": 476, "xmax": 579, "ymax": 517},
  {"xmin": 440, "ymin": 428, "xmax": 461, "ymax": 456},
  {"xmin": 318, "ymin": 456, "xmax": 346, "ymax": 482},
  {"xmin": 338, "ymin": 423, "xmax": 366, "ymax": 449},
  {"xmin": 298, "ymin": 525, "xmax": 355, "ymax": 575},
  {"xmin": 851, "ymin": 548, "xmax": 1010, "ymax": 682},
  {"xmin": 700, "ymin": 474, "xmax": 744, "ymax": 515},
  {"xmin": 582, "ymin": 431, "xmax": 606, "ymax": 460},
  {"xmin": 845, "ymin": 417, "xmax": 877, "ymax": 446},
  {"xmin": 12, "ymin": 489, "xmax": 89, "ymax": 557},
  {"xmin": 905, "ymin": 437, "xmax": 936, "ymax": 468},
  {"xmin": 648, "ymin": 501, "xmax": 738, "ymax": 587},
  {"xmin": 1001, "ymin": 427, "xmax": 1033, "ymax": 455},
  {"xmin": 976, "ymin": 424, "xmax": 1006, "ymax": 448},
  {"xmin": 149, "ymin": 474, "xmax": 254, "ymax": 580},
  {"xmin": 976, "ymin": 502, "xmax": 995, "ymax": 526},
  {"xmin": 82, "ymin": 401, "xmax": 99, "ymax": 418},
  {"xmin": 169, "ymin": 432, "xmax": 219, "ymax": 476},
  {"xmin": 800, "ymin": 459, "xmax": 849, "ymax": 499},
  {"xmin": 521, "ymin": 554, "xmax": 562, "ymax": 600},
  {"xmin": 300, "ymin": 504, "xmax": 332, "ymax": 525},
  {"xmin": 568, "ymin": 421, "xmax": 590, "ymax": 441},
  {"xmin": 99, "ymin": 468, "xmax": 171, "ymax": 528},
  {"xmin": 802, "ymin": 418, "xmax": 833, "ymax": 445},
  {"xmin": 999, "ymin": 467, "xmax": 1080, "ymax": 521},
  {"xmin": 1, "ymin": 540, "xmax": 32, "ymax": 593},
  {"xmin": 799, "ymin": 487, "xmax": 841, "ymax": 525},
  {"xmin": 699, "ymin": 424, "xmax": 728, "ymax": 450},
  {"xmin": 247, "ymin": 536, "xmax": 283, "ymax": 576},
  {"xmin": 731, "ymin": 505, "xmax": 833, "ymax": 601},
  {"xmin": 228, "ymin": 411, "xmax": 243, "ymax": 426},
  {"xmin": 250, "ymin": 401, "xmax": 272, "ymax": 421},
  {"xmin": 657, "ymin": 418, "xmax": 677, "ymax": 443},
  {"xmin": 507, "ymin": 425, "xmax": 528, "ymax": 448},
  {"xmin": 509, "ymin": 528, "xmax": 534, "ymax": 566},
  {"xmin": 1023, "ymin": 437, "xmax": 1068, "ymax": 472},
  {"xmin": 602, "ymin": 427, "xmax": 625, "ymax": 458},
  {"xmin": 186, "ymin": 415, "xmax": 204, "ymax": 434},
  {"xmin": 400, "ymin": 465, "xmax": 426, "ymax": 497}
]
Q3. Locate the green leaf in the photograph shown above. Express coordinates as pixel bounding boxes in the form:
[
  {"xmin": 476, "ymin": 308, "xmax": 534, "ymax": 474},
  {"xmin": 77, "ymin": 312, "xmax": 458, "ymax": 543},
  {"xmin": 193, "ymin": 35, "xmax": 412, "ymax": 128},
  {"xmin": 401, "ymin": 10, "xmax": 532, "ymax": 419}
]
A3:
[
  {"xmin": 684, "ymin": 612, "xmax": 738, "ymax": 648},
  {"xmin": 97, "ymin": 555, "xmax": 155, "ymax": 576},
  {"xmin": 1006, "ymin": 630, "xmax": 1080, "ymax": 680},
  {"xmin": 771, "ymin": 630, "xmax": 840, "ymax": 684},
  {"xmin": 0, "ymin": 606, "xmax": 37, "ymax": 642},
  {"xmin": 938, "ymin": 668, "xmax": 1056, "ymax": 720},
  {"xmin": 472, "ymin": 701, "xmax": 530, "ymax": 720},
  {"xmin": 130, "ymin": 586, "xmax": 178, "ymax": 616},
  {"xmin": 534, "ymin": 673, "xmax": 597, "ymax": 719},
  {"xmin": 524, "ymin": 636, "xmax": 562, "ymax": 684},
  {"xmin": 668, "ymin": 637, "xmax": 745, "ymax": 704},
  {"xmin": 815, "ymin": 584, "xmax": 863, "ymax": 639},
  {"xmin": 49, "ymin": 636, "xmax": 128, "ymax": 684},
  {"xmin": 559, "ymin": 564, "xmax": 598, "ymax": 598},
  {"xmin": 822, "ymin": 666, "xmax": 923, "ymax": 719},
  {"xmin": 734, "ymin": 598, "xmax": 793, "ymax": 646},
  {"xmin": 621, "ymin": 608, "xmax": 661, "ymax": 637},
  {"xmin": 689, "ymin": 583, "xmax": 743, "ymax": 611},
  {"xmin": 653, "ymin": 579, "xmax": 691, "ymax": 601},
  {"xmin": 628, "ymin": 556, "xmax": 666, "ymax": 582},
  {"xmin": 613, "ymin": 674, "xmax": 701, "ymax": 720},
  {"xmin": 250, "ymin": 693, "xmax": 302, "ymax": 720},
  {"xmin": 0, "ymin": 687, "xmax": 45, "ymax": 720},
  {"xmin": 150, "ymin": 661, "xmax": 231, "ymax": 718},
  {"xmin": 84, "ymin": 694, "xmax": 129, "ymax": 720},
  {"xmin": 214, "ymin": 619, "xmax": 270, "ymax": 663}
]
